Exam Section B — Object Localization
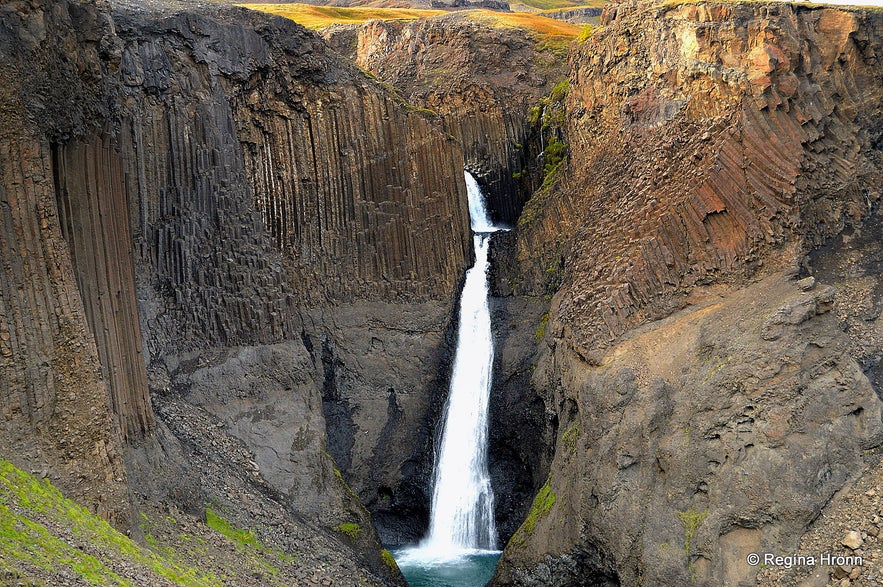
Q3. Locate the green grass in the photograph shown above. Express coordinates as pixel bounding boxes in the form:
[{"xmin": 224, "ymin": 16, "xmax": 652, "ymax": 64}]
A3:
[
  {"xmin": 0, "ymin": 459, "xmax": 220, "ymax": 586},
  {"xmin": 205, "ymin": 508, "xmax": 262, "ymax": 549}
]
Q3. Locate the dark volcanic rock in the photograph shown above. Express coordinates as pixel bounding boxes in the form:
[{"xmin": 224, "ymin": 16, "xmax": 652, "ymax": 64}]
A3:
[
  {"xmin": 1, "ymin": 0, "xmax": 472, "ymax": 582},
  {"xmin": 324, "ymin": 13, "xmax": 570, "ymax": 225}
]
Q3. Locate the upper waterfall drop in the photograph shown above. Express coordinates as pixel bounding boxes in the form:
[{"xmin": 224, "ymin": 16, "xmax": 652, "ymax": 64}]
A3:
[{"xmin": 465, "ymin": 171, "xmax": 497, "ymax": 233}]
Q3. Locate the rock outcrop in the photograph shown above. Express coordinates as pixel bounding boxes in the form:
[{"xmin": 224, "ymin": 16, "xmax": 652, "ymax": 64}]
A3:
[{"xmin": 496, "ymin": 1, "xmax": 883, "ymax": 585}]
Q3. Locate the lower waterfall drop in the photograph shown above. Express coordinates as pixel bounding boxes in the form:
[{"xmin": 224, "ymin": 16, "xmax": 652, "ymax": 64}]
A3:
[{"xmin": 391, "ymin": 171, "xmax": 503, "ymax": 586}]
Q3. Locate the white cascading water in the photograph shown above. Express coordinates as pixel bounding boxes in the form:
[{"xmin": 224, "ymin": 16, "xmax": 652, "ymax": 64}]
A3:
[
  {"xmin": 465, "ymin": 171, "xmax": 496, "ymax": 233},
  {"xmin": 398, "ymin": 171, "xmax": 501, "ymax": 565},
  {"xmin": 423, "ymin": 234, "xmax": 497, "ymax": 554}
]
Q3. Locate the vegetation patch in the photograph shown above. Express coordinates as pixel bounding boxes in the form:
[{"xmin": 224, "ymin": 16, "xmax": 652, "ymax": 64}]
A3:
[
  {"xmin": 521, "ymin": 477, "xmax": 557, "ymax": 537},
  {"xmin": 464, "ymin": 10, "xmax": 582, "ymax": 40},
  {"xmin": 332, "ymin": 522, "xmax": 363, "ymax": 540},
  {"xmin": 510, "ymin": 0, "xmax": 585, "ymax": 10},
  {"xmin": 240, "ymin": 4, "xmax": 446, "ymax": 29},
  {"xmin": 0, "ymin": 459, "xmax": 220, "ymax": 586},
  {"xmin": 243, "ymin": 3, "xmax": 583, "ymax": 43},
  {"xmin": 678, "ymin": 508, "xmax": 707, "ymax": 557},
  {"xmin": 577, "ymin": 24, "xmax": 595, "ymax": 43},
  {"xmin": 535, "ymin": 312, "xmax": 550, "ymax": 342},
  {"xmin": 560, "ymin": 422, "xmax": 581, "ymax": 454},
  {"xmin": 380, "ymin": 548, "xmax": 399, "ymax": 572},
  {"xmin": 205, "ymin": 507, "xmax": 262, "ymax": 549}
]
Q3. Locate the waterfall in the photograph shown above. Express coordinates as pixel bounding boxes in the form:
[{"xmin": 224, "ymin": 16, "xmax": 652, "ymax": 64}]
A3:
[
  {"xmin": 464, "ymin": 171, "xmax": 496, "ymax": 233},
  {"xmin": 396, "ymin": 171, "xmax": 501, "ymax": 568},
  {"xmin": 423, "ymin": 230, "xmax": 497, "ymax": 554}
]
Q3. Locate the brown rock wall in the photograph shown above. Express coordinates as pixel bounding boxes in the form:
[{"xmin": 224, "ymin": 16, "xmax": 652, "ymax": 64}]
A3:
[
  {"xmin": 53, "ymin": 140, "xmax": 154, "ymax": 441},
  {"xmin": 497, "ymin": 2, "xmax": 883, "ymax": 585},
  {"xmin": 517, "ymin": 1, "xmax": 883, "ymax": 356},
  {"xmin": 1, "ymin": 1, "xmax": 472, "ymax": 572},
  {"xmin": 0, "ymin": 0, "xmax": 131, "ymax": 524}
]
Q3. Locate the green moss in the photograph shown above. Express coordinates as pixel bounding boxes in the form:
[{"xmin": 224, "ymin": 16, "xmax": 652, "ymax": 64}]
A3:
[
  {"xmin": 380, "ymin": 548, "xmax": 399, "ymax": 572},
  {"xmin": 203, "ymin": 507, "xmax": 290, "ymax": 581},
  {"xmin": 536, "ymin": 37, "xmax": 571, "ymax": 59},
  {"xmin": 527, "ymin": 105, "xmax": 542, "ymax": 126},
  {"xmin": 205, "ymin": 508, "xmax": 261, "ymax": 549},
  {"xmin": 549, "ymin": 79, "xmax": 569, "ymax": 103},
  {"xmin": 678, "ymin": 508, "xmax": 707, "ymax": 557},
  {"xmin": 535, "ymin": 312, "xmax": 550, "ymax": 342},
  {"xmin": 521, "ymin": 478, "xmax": 556, "ymax": 537},
  {"xmin": 0, "ymin": 459, "xmax": 220, "ymax": 587},
  {"xmin": 560, "ymin": 423, "xmax": 581, "ymax": 454},
  {"xmin": 333, "ymin": 522, "xmax": 363, "ymax": 540}
]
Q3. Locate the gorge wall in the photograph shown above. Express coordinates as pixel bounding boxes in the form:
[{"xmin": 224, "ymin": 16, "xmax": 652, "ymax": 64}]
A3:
[
  {"xmin": 6, "ymin": 0, "xmax": 883, "ymax": 585},
  {"xmin": 495, "ymin": 1, "xmax": 883, "ymax": 585},
  {"xmin": 0, "ymin": 0, "xmax": 476, "ymax": 582},
  {"xmin": 321, "ymin": 14, "xmax": 571, "ymax": 540}
]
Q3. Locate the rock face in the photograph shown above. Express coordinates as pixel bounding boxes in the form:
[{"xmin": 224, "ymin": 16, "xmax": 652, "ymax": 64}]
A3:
[
  {"xmin": 0, "ymin": 0, "xmax": 135, "ymax": 527},
  {"xmin": 496, "ymin": 1, "xmax": 883, "ymax": 585},
  {"xmin": 1, "ymin": 0, "xmax": 473, "ymax": 581},
  {"xmin": 324, "ymin": 13, "xmax": 570, "ymax": 224}
]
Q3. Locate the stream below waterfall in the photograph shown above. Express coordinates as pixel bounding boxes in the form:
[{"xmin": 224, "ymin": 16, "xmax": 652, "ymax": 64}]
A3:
[{"xmin": 390, "ymin": 172, "xmax": 504, "ymax": 586}]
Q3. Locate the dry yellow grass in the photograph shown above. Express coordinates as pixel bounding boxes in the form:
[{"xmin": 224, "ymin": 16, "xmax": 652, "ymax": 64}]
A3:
[
  {"xmin": 240, "ymin": 4, "xmax": 446, "ymax": 29},
  {"xmin": 462, "ymin": 9, "xmax": 582, "ymax": 37},
  {"xmin": 242, "ymin": 3, "xmax": 584, "ymax": 38}
]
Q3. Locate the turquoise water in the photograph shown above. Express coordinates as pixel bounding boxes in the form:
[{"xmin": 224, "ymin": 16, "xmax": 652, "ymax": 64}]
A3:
[{"xmin": 390, "ymin": 548, "xmax": 502, "ymax": 587}]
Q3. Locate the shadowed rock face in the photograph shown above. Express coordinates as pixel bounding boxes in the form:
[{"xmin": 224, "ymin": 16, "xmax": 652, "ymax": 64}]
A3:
[{"xmin": 495, "ymin": 1, "xmax": 883, "ymax": 585}]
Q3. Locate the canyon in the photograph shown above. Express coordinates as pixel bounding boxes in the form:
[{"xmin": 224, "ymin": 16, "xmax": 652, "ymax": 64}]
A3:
[{"xmin": 1, "ymin": 0, "xmax": 883, "ymax": 586}]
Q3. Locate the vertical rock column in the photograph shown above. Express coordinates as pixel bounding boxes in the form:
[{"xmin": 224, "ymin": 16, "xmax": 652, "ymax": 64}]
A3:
[
  {"xmin": 0, "ymin": 134, "xmax": 129, "ymax": 524},
  {"xmin": 52, "ymin": 139, "xmax": 154, "ymax": 441}
]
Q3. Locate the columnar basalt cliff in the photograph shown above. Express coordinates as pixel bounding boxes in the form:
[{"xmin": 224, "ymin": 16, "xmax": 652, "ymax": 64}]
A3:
[
  {"xmin": 323, "ymin": 13, "xmax": 571, "ymax": 223},
  {"xmin": 0, "ymin": 0, "xmax": 135, "ymax": 527},
  {"xmin": 496, "ymin": 1, "xmax": 883, "ymax": 585},
  {"xmin": 1, "ymin": 0, "xmax": 473, "ymax": 582},
  {"xmin": 321, "ymin": 15, "xmax": 571, "ymax": 540}
]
